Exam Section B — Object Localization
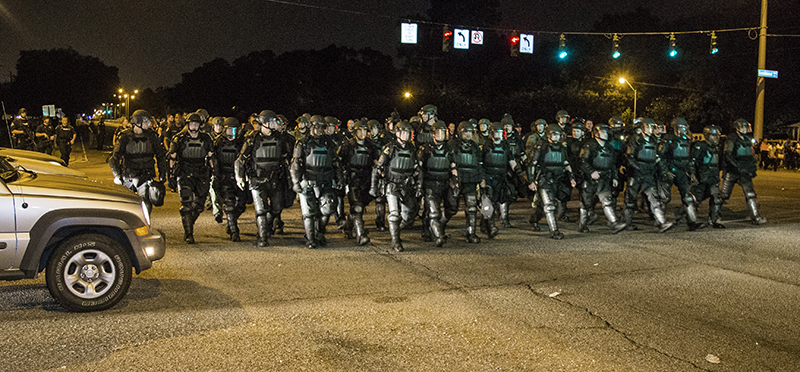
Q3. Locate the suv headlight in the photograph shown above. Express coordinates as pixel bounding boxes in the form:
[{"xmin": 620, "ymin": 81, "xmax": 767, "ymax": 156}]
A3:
[{"xmin": 141, "ymin": 201, "xmax": 151, "ymax": 226}]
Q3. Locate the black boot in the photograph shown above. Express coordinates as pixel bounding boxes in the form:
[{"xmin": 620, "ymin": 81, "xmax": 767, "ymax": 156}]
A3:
[
  {"xmin": 227, "ymin": 213, "xmax": 240, "ymax": 242},
  {"xmin": 256, "ymin": 215, "xmax": 269, "ymax": 247},
  {"xmin": 274, "ymin": 213, "xmax": 285, "ymax": 235},
  {"xmin": 486, "ymin": 217, "xmax": 499, "ymax": 239},
  {"xmin": 545, "ymin": 209, "xmax": 564, "ymax": 239},
  {"xmin": 466, "ymin": 213, "xmax": 481, "ymax": 243},
  {"xmin": 654, "ymin": 207, "xmax": 674, "ymax": 233},
  {"xmin": 303, "ymin": 217, "xmax": 317, "ymax": 249},
  {"xmin": 354, "ymin": 216, "xmax": 370, "ymax": 246},
  {"xmin": 623, "ymin": 208, "xmax": 637, "ymax": 231},
  {"xmin": 315, "ymin": 219, "xmax": 328, "ymax": 246},
  {"xmin": 389, "ymin": 220, "xmax": 403, "ymax": 252},
  {"xmin": 500, "ymin": 202, "xmax": 512, "ymax": 228},
  {"xmin": 709, "ymin": 203, "xmax": 725, "ymax": 228},
  {"xmin": 577, "ymin": 208, "xmax": 590, "ymax": 233},
  {"xmin": 747, "ymin": 198, "xmax": 767, "ymax": 225},
  {"xmin": 181, "ymin": 213, "xmax": 195, "ymax": 244},
  {"xmin": 375, "ymin": 203, "xmax": 387, "ymax": 232},
  {"xmin": 430, "ymin": 217, "xmax": 445, "ymax": 247},
  {"xmin": 685, "ymin": 203, "xmax": 706, "ymax": 231},
  {"xmin": 603, "ymin": 205, "xmax": 626, "ymax": 234}
]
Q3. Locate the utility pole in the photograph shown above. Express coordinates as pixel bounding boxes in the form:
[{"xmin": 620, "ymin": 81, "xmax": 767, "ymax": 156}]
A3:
[{"xmin": 754, "ymin": 0, "xmax": 767, "ymax": 140}]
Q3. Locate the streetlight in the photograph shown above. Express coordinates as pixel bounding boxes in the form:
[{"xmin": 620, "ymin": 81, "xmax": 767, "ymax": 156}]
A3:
[
  {"xmin": 619, "ymin": 77, "xmax": 637, "ymax": 120},
  {"xmin": 116, "ymin": 88, "xmax": 138, "ymax": 118},
  {"xmin": 404, "ymin": 91, "xmax": 412, "ymax": 99}
]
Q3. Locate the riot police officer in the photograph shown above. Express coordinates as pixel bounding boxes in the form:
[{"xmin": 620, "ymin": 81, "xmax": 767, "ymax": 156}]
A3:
[
  {"xmin": 109, "ymin": 109, "xmax": 168, "ymax": 214},
  {"xmin": 692, "ymin": 125, "xmax": 725, "ymax": 228},
  {"xmin": 168, "ymin": 113, "xmax": 216, "ymax": 244},
  {"xmin": 660, "ymin": 118, "xmax": 704, "ymax": 230},
  {"xmin": 578, "ymin": 123, "xmax": 626, "ymax": 234},
  {"xmin": 555, "ymin": 110, "xmax": 570, "ymax": 131},
  {"xmin": 418, "ymin": 121, "xmax": 456, "ymax": 247},
  {"xmin": 209, "ymin": 116, "xmax": 226, "ymax": 223},
  {"xmin": 371, "ymin": 121, "xmax": 421, "ymax": 252},
  {"xmin": 325, "ymin": 116, "xmax": 347, "ymax": 231},
  {"xmin": 527, "ymin": 125, "xmax": 576, "ymax": 239},
  {"xmin": 416, "ymin": 104, "xmax": 438, "ymax": 146},
  {"xmin": 370, "ymin": 119, "xmax": 390, "ymax": 232},
  {"xmin": 482, "ymin": 122, "xmax": 527, "ymax": 239},
  {"xmin": 339, "ymin": 120, "xmax": 380, "ymax": 245},
  {"xmin": 476, "ymin": 118, "xmax": 492, "ymax": 148},
  {"xmin": 622, "ymin": 119, "xmax": 673, "ymax": 232},
  {"xmin": 502, "ymin": 115, "xmax": 527, "ymax": 204},
  {"xmin": 447, "ymin": 121, "xmax": 485, "ymax": 244},
  {"xmin": 212, "ymin": 118, "xmax": 247, "ymax": 241},
  {"xmin": 291, "ymin": 116, "xmax": 343, "ymax": 249},
  {"xmin": 720, "ymin": 118, "xmax": 766, "ymax": 225},
  {"xmin": 237, "ymin": 110, "xmax": 293, "ymax": 247}
]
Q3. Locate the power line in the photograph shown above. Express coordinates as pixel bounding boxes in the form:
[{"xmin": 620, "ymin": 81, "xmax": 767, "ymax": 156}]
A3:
[{"xmin": 263, "ymin": 0, "xmax": 766, "ymax": 38}]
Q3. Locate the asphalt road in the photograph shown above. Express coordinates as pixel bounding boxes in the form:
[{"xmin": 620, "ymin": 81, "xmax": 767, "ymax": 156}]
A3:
[{"xmin": 2, "ymin": 147, "xmax": 800, "ymax": 371}]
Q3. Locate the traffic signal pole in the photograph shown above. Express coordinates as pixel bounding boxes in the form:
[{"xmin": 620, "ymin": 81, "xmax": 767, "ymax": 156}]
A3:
[{"xmin": 754, "ymin": 0, "xmax": 767, "ymax": 141}]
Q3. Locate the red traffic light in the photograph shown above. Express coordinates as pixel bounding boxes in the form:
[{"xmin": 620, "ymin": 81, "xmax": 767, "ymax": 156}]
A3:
[
  {"xmin": 444, "ymin": 31, "xmax": 453, "ymax": 38},
  {"xmin": 511, "ymin": 36, "xmax": 520, "ymax": 44}
]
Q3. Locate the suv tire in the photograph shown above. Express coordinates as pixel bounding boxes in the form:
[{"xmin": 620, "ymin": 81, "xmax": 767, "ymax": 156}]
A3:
[{"xmin": 46, "ymin": 234, "xmax": 132, "ymax": 312}]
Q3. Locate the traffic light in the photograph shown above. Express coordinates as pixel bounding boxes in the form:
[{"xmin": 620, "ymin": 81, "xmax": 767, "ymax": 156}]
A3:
[
  {"xmin": 510, "ymin": 31, "xmax": 520, "ymax": 57},
  {"xmin": 558, "ymin": 34, "xmax": 568, "ymax": 59},
  {"xmin": 611, "ymin": 34, "xmax": 620, "ymax": 59},
  {"xmin": 668, "ymin": 33, "xmax": 678, "ymax": 58},
  {"xmin": 442, "ymin": 25, "xmax": 452, "ymax": 52},
  {"xmin": 710, "ymin": 32, "xmax": 719, "ymax": 54}
]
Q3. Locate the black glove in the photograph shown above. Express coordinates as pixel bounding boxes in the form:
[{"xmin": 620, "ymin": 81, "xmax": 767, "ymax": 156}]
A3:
[{"xmin": 168, "ymin": 177, "xmax": 177, "ymax": 190}]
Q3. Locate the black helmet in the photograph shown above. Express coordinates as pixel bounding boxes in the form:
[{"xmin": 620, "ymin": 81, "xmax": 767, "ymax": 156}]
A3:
[
  {"xmin": 367, "ymin": 119, "xmax": 381, "ymax": 131},
  {"xmin": 223, "ymin": 117, "xmax": 240, "ymax": 138},
  {"xmin": 186, "ymin": 113, "xmax": 203, "ymax": 124},
  {"xmin": 324, "ymin": 116, "xmax": 340, "ymax": 128},
  {"xmin": 418, "ymin": 104, "xmax": 437, "ymax": 118},
  {"xmin": 733, "ymin": 118, "xmax": 751, "ymax": 134},
  {"xmin": 671, "ymin": 117, "xmax": 689, "ymax": 136},
  {"xmin": 608, "ymin": 116, "xmax": 624, "ymax": 128},
  {"xmin": 500, "ymin": 114, "xmax": 514, "ymax": 126},
  {"xmin": 131, "ymin": 109, "xmax": 153, "ymax": 126},
  {"xmin": 457, "ymin": 121, "xmax": 475, "ymax": 133},
  {"xmin": 556, "ymin": 110, "xmax": 570, "ymax": 122},
  {"xmin": 546, "ymin": 124, "xmax": 565, "ymax": 143},
  {"xmin": 310, "ymin": 115, "xmax": 325, "ymax": 127},
  {"xmin": 211, "ymin": 116, "xmax": 225, "ymax": 127},
  {"xmin": 258, "ymin": 110, "xmax": 277, "ymax": 125},
  {"xmin": 195, "ymin": 109, "xmax": 209, "ymax": 122},
  {"xmin": 395, "ymin": 120, "xmax": 413, "ymax": 133},
  {"xmin": 18, "ymin": 108, "xmax": 27, "ymax": 115},
  {"xmin": 352, "ymin": 119, "xmax": 368, "ymax": 131},
  {"xmin": 532, "ymin": 119, "xmax": 548, "ymax": 132},
  {"xmin": 703, "ymin": 125, "xmax": 722, "ymax": 145},
  {"xmin": 491, "ymin": 121, "xmax": 504, "ymax": 132},
  {"xmin": 592, "ymin": 123, "xmax": 611, "ymax": 138},
  {"xmin": 571, "ymin": 118, "xmax": 587, "ymax": 132}
]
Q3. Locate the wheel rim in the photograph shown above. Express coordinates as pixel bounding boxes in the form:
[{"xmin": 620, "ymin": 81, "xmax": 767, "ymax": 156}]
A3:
[{"xmin": 63, "ymin": 249, "xmax": 116, "ymax": 299}]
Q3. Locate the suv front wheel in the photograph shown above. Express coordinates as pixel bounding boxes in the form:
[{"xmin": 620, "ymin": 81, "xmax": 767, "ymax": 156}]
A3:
[{"xmin": 46, "ymin": 234, "xmax": 132, "ymax": 312}]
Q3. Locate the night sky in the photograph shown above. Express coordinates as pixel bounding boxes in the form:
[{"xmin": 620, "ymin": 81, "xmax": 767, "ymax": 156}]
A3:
[{"xmin": 0, "ymin": 0, "xmax": 791, "ymax": 90}]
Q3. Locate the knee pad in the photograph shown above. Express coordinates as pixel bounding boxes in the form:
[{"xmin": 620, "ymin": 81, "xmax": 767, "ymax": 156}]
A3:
[
  {"xmin": 545, "ymin": 204, "xmax": 557, "ymax": 212},
  {"xmin": 599, "ymin": 194, "xmax": 614, "ymax": 207},
  {"xmin": 179, "ymin": 186, "xmax": 194, "ymax": 203},
  {"xmin": 351, "ymin": 203, "xmax": 364, "ymax": 215},
  {"xmin": 745, "ymin": 191, "xmax": 757, "ymax": 201},
  {"xmin": 683, "ymin": 195, "xmax": 696, "ymax": 206},
  {"xmin": 319, "ymin": 194, "xmax": 335, "ymax": 216}
]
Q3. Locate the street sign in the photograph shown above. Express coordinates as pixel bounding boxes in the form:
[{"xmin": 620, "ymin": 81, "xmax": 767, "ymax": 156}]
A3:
[
  {"xmin": 42, "ymin": 105, "xmax": 56, "ymax": 117},
  {"xmin": 454, "ymin": 29, "xmax": 469, "ymax": 49},
  {"xmin": 471, "ymin": 30, "xmax": 484, "ymax": 45},
  {"xmin": 520, "ymin": 34, "xmax": 534, "ymax": 54},
  {"xmin": 758, "ymin": 69, "xmax": 778, "ymax": 78},
  {"xmin": 401, "ymin": 23, "xmax": 417, "ymax": 44}
]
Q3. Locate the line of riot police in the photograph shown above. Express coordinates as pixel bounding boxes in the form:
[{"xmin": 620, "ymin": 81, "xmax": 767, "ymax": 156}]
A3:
[{"xmin": 108, "ymin": 105, "xmax": 766, "ymax": 249}]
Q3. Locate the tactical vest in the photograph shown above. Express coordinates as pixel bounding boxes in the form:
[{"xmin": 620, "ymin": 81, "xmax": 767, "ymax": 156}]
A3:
[
  {"xmin": 455, "ymin": 142, "xmax": 481, "ymax": 183},
  {"xmin": 416, "ymin": 130, "xmax": 433, "ymax": 146},
  {"xmin": 636, "ymin": 140, "xmax": 658, "ymax": 163},
  {"xmin": 672, "ymin": 137, "xmax": 691, "ymax": 160},
  {"xmin": 304, "ymin": 140, "xmax": 333, "ymax": 182},
  {"xmin": 387, "ymin": 146, "xmax": 415, "ymax": 182},
  {"xmin": 484, "ymin": 143, "xmax": 508, "ymax": 176},
  {"xmin": 703, "ymin": 148, "xmax": 719, "ymax": 167},
  {"xmin": 592, "ymin": 144, "xmax": 615, "ymax": 170},
  {"xmin": 425, "ymin": 145, "xmax": 450, "ymax": 182},
  {"xmin": 349, "ymin": 143, "xmax": 372, "ymax": 170},
  {"xmin": 735, "ymin": 140, "xmax": 752, "ymax": 158},
  {"xmin": 253, "ymin": 136, "xmax": 283, "ymax": 177},
  {"xmin": 217, "ymin": 139, "xmax": 240, "ymax": 175},
  {"xmin": 543, "ymin": 145, "xmax": 566, "ymax": 174},
  {"xmin": 124, "ymin": 134, "xmax": 155, "ymax": 171}
]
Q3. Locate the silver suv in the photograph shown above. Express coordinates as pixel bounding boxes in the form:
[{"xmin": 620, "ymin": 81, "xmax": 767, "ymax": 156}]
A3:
[{"xmin": 0, "ymin": 157, "xmax": 165, "ymax": 311}]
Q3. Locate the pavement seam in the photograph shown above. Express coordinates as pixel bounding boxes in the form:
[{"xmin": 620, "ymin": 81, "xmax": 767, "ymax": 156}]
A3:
[{"xmin": 526, "ymin": 284, "xmax": 713, "ymax": 372}]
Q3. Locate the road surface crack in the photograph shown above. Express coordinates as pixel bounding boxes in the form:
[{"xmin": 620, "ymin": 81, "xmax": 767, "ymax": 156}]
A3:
[{"xmin": 527, "ymin": 284, "xmax": 713, "ymax": 371}]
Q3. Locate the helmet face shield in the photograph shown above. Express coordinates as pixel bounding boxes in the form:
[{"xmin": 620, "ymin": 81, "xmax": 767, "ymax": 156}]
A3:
[
  {"xmin": 226, "ymin": 126, "xmax": 237, "ymax": 140},
  {"xmin": 355, "ymin": 127, "xmax": 368, "ymax": 141},
  {"xmin": 460, "ymin": 128, "xmax": 474, "ymax": 141},
  {"xmin": 642, "ymin": 123, "xmax": 656, "ymax": 136},
  {"xmin": 397, "ymin": 129, "xmax": 411, "ymax": 142},
  {"xmin": 434, "ymin": 128, "xmax": 448, "ymax": 142},
  {"xmin": 706, "ymin": 133, "xmax": 720, "ymax": 146},
  {"xmin": 595, "ymin": 127, "xmax": 609, "ymax": 141},
  {"xmin": 572, "ymin": 128, "xmax": 584, "ymax": 140},
  {"xmin": 492, "ymin": 128, "xmax": 505, "ymax": 141}
]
